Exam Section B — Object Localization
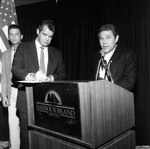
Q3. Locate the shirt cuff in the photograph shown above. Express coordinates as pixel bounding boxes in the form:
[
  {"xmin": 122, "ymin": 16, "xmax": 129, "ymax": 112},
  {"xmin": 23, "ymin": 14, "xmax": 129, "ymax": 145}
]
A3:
[
  {"xmin": 25, "ymin": 73, "xmax": 32, "ymax": 80},
  {"xmin": 48, "ymin": 75, "xmax": 54, "ymax": 82}
]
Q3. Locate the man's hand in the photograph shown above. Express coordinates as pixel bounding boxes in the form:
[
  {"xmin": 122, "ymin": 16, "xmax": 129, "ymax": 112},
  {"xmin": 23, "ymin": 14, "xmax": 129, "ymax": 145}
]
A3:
[
  {"xmin": 28, "ymin": 70, "xmax": 47, "ymax": 81},
  {"xmin": 46, "ymin": 75, "xmax": 54, "ymax": 82},
  {"xmin": 0, "ymin": 141, "xmax": 10, "ymax": 149},
  {"xmin": 35, "ymin": 70, "xmax": 47, "ymax": 81},
  {"xmin": 2, "ymin": 97, "xmax": 9, "ymax": 107},
  {"xmin": 27, "ymin": 70, "xmax": 54, "ymax": 81}
]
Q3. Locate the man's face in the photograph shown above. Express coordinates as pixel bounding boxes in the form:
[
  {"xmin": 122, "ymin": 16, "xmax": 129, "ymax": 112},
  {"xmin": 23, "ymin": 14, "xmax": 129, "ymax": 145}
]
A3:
[
  {"xmin": 8, "ymin": 28, "xmax": 22, "ymax": 46},
  {"xmin": 37, "ymin": 25, "xmax": 54, "ymax": 47},
  {"xmin": 99, "ymin": 30, "xmax": 119, "ymax": 54}
]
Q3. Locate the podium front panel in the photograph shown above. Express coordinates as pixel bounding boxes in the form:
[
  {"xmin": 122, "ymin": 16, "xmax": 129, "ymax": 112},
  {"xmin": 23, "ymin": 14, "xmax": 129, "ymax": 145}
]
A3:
[
  {"xmin": 25, "ymin": 80, "xmax": 135, "ymax": 148},
  {"xmin": 32, "ymin": 82, "xmax": 81, "ymax": 139}
]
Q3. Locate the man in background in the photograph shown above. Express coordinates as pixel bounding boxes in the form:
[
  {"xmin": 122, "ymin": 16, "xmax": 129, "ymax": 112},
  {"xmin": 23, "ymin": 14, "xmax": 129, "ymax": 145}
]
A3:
[
  {"xmin": 92, "ymin": 24, "xmax": 137, "ymax": 91},
  {"xmin": 12, "ymin": 20, "xmax": 66, "ymax": 149},
  {"xmin": 1, "ymin": 24, "xmax": 23, "ymax": 149}
]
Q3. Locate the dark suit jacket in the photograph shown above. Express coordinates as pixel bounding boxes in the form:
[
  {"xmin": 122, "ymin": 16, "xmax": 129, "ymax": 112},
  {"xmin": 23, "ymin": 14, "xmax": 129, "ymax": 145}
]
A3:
[
  {"xmin": 12, "ymin": 41, "xmax": 67, "ymax": 113},
  {"xmin": 92, "ymin": 45, "xmax": 137, "ymax": 91}
]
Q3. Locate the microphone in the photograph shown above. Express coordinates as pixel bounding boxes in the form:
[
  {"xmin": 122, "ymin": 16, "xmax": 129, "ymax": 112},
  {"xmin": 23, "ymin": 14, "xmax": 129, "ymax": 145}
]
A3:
[
  {"xmin": 95, "ymin": 50, "xmax": 105, "ymax": 80},
  {"xmin": 100, "ymin": 50, "xmax": 105, "ymax": 58}
]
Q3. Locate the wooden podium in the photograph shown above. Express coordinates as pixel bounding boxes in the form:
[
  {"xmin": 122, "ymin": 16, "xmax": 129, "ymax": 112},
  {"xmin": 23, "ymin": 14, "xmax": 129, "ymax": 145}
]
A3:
[{"xmin": 23, "ymin": 80, "xmax": 135, "ymax": 149}]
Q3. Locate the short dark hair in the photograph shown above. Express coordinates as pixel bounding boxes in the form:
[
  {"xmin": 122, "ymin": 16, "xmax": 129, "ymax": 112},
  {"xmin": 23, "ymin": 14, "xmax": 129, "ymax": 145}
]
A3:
[
  {"xmin": 8, "ymin": 24, "xmax": 22, "ymax": 34},
  {"xmin": 38, "ymin": 20, "xmax": 55, "ymax": 33},
  {"xmin": 98, "ymin": 24, "xmax": 118, "ymax": 38}
]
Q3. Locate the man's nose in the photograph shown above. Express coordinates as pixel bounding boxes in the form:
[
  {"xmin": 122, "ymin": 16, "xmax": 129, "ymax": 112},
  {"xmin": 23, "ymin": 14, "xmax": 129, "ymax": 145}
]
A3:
[
  {"xmin": 46, "ymin": 36, "xmax": 50, "ymax": 41},
  {"xmin": 103, "ymin": 39, "xmax": 107, "ymax": 44},
  {"xmin": 14, "ymin": 35, "xmax": 17, "ymax": 39}
]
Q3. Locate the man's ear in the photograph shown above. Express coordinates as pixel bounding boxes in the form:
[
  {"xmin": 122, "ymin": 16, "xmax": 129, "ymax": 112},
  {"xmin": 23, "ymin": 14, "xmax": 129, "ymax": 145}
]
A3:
[
  {"xmin": 8, "ymin": 35, "xmax": 10, "ymax": 41},
  {"xmin": 21, "ymin": 35, "xmax": 23, "ymax": 40},
  {"xmin": 36, "ymin": 28, "xmax": 39, "ymax": 35},
  {"xmin": 115, "ymin": 35, "xmax": 119, "ymax": 43}
]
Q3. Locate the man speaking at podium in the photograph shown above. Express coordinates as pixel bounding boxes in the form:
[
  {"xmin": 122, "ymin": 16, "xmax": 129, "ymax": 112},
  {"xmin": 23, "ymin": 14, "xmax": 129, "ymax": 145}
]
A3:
[
  {"xmin": 12, "ymin": 20, "xmax": 66, "ymax": 149},
  {"xmin": 92, "ymin": 24, "xmax": 137, "ymax": 91}
]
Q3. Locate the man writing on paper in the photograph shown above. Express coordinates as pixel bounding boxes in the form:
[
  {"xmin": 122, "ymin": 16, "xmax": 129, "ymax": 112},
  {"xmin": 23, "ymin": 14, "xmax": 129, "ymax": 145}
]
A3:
[{"xmin": 12, "ymin": 20, "xmax": 66, "ymax": 149}]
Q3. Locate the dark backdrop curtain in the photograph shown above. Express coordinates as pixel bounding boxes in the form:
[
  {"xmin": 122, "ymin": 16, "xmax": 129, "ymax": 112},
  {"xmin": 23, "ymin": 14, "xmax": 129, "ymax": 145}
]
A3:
[{"xmin": 16, "ymin": 0, "xmax": 150, "ymax": 144}]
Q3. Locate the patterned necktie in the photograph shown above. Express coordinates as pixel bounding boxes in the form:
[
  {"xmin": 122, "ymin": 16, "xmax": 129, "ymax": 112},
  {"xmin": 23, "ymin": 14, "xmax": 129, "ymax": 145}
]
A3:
[
  {"xmin": 95, "ymin": 56, "xmax": 106, "ymax": 80},
  {"xmin": 101, "ymin": 57, "xmax": 113, "ymax": 82},
  {"xmin": 40, "ymin": 46, "xmax": 45, "ymax": 74}
]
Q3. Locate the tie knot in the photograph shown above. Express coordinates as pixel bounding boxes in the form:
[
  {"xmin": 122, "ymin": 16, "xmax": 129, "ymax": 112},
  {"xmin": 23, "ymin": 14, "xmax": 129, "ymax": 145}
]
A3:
[
  {"xmin": 103, "ymin": 59, "xmax": 107, "ymax": 65},
  {"xmin": 12, "ymin": 47, "xmax": 16, "ymax": 51},
  {"xmin": 40, "ymin": 46, "xmax": 44, "ymax": 50}
]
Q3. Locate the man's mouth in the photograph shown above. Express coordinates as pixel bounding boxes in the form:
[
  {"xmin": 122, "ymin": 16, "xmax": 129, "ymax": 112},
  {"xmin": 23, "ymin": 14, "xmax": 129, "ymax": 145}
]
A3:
[{"xmin": 103, "ymin": 46, "xmax": 109, "ymax": 49}]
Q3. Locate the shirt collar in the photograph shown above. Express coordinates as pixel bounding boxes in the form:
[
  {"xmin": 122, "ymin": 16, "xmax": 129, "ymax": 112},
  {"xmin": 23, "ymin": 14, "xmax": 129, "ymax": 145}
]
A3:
[
  {"xmin": 35, "ymin": 38, "xmax": 48, "ymax": 51},
  {"xmin": 104, "ymin": 45, "xmax": 117, "ymax": 62},
  {"xmin": 35, "ymin": 38, "xmax": 43, "ymax": 49}
]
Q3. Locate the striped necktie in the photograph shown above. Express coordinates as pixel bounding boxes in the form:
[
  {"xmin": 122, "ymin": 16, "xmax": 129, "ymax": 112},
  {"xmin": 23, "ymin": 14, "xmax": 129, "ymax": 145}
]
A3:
[{"xmin": 40, "ymin": 46, "xmax": 45, "ymax": 74}]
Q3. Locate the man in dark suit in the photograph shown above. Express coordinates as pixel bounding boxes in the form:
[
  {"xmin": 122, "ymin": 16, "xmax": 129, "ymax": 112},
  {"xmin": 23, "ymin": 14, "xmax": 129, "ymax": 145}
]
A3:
[
  {"xmin": 92, "ymin": 24, "xmax": 137, "ymax": 91},
  {"xmin": 12, "ymin": 20, "xmax": 67, "ymax": 149}
]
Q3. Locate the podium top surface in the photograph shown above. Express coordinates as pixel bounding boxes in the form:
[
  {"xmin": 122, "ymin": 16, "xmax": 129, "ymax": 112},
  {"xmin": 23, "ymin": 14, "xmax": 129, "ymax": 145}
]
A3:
[
  {"xmin": 18, "ymin": 80, "xmax": 132, "ymax": 94},
  {"xmin": 18, "ymin": 80, "xmax": 90, "ymax": 84}
]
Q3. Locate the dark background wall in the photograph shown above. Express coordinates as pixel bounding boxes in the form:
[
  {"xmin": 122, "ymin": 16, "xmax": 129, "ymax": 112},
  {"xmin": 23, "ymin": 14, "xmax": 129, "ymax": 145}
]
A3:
[{"xmin": 13, "ymin": 0, "xmax": 150, "ymax": 145}]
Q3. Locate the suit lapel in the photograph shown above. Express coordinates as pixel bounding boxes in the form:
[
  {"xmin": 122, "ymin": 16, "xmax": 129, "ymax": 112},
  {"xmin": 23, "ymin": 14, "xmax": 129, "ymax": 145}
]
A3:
[
  {"xmin": 109, "ymin": 46, "xmax": 119, "ymax": 62},
  {"xmin": 46, "ymin": 46, "xmax": 53, "ymax": 75},
  {"xmin": 27, "ymin": 42, "xmax": 39, "ymax": 71}
]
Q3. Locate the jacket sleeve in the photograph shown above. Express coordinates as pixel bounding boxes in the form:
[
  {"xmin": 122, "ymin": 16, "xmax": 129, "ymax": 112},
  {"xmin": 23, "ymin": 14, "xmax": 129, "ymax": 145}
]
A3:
[
  {"xmin": 115, "ymin": 49, "xmax": 137, "ymax": 91},
  {"xmin": 48, "ymin": 48, "xmax": 67, "ymax": 80},
  {"xmin": 12, "ymin": 43, "xmax": 37, "ymax": 81}
]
